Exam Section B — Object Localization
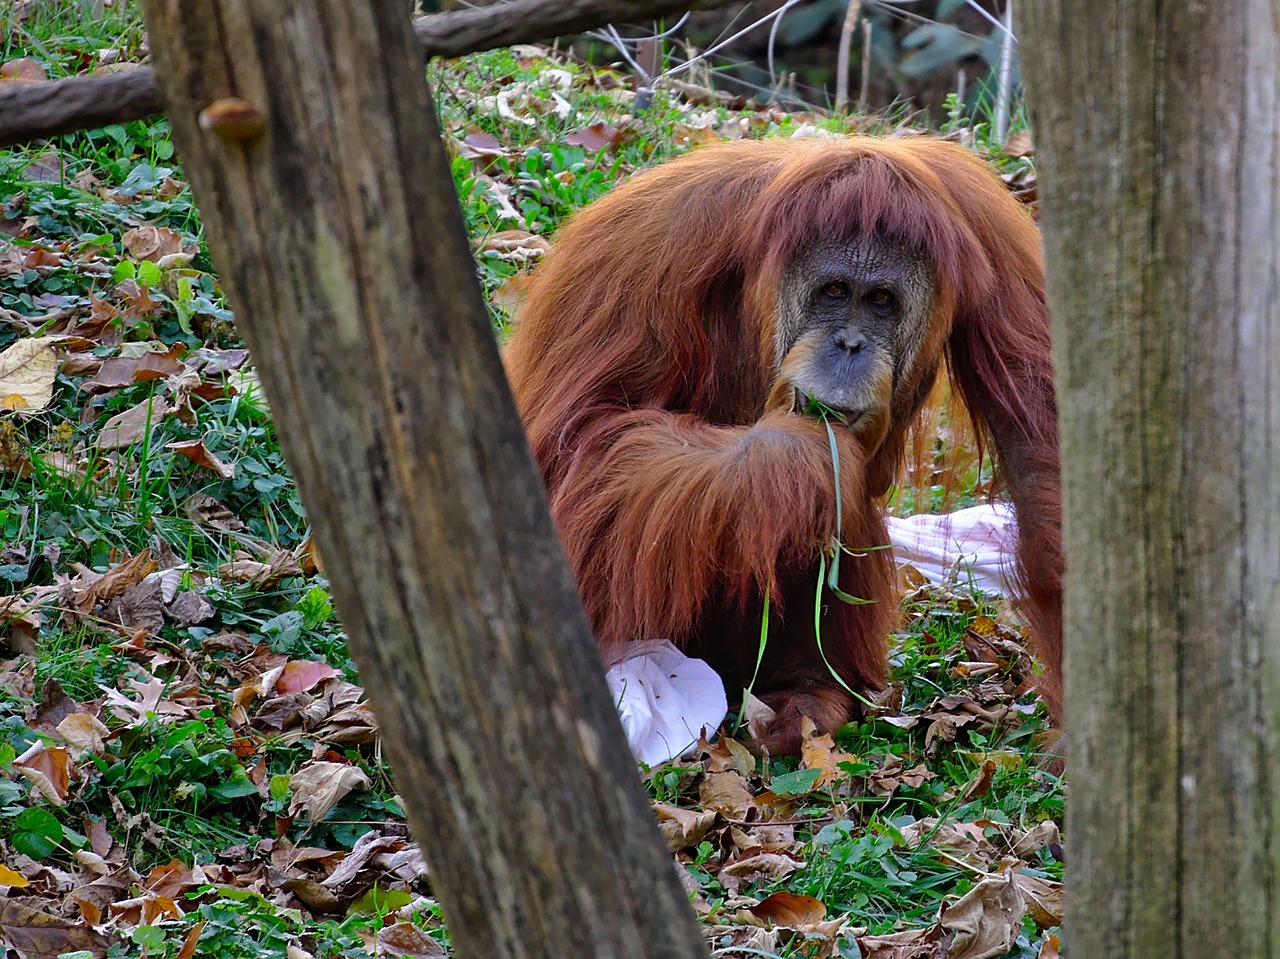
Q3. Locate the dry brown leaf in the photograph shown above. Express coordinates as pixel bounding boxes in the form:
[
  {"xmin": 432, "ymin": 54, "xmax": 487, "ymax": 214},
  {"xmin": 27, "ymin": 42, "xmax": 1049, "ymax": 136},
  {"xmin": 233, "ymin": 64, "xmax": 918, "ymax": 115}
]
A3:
[
  {"xmin": 719, "ymin": 851, "xmax": 804, "ymax": 887},
  {"xmin": 740, "ymin": 690, "xmax": 775, "ymax": 742},
  {"xmin": 698, "ymin": 732, "xmax": 755, "ymax": 776},
  {"xmin": 71, "ymin": 549, "xmax": 158, "ymax": 611},
  {"xmin": 54, "ymin": 712, "xmax": 109, "ymax": 758},
  {"xmin": 961, "ymin": 758, "xmax": 998, "ymax": 800},
  {"xmin": 276, "ymin": 660, "xmax": 339, "ymax": 695},
  {"xmin": 321, "ymin": 830, "xmax": 412, "ymax": 893},
  {"xmin": 0, "ymin": 335, "xmax": 58, "ymax": 413},
  {"xmin": 745, "ymin": 890, "xmax": 825, "ymax": 927},
  {"xmin": 377, "ymin": 921, "xmax": 448, "ymax": 958},
  {"xmin": 184, "ymin": 492, "xmax": 248, "ymax": 531},
  {"xmin": 218, "ymin": 552, "xmax": 303, "ymax": 589},
  {"xmin": 1003, "ymin": 130, "xmax": 1035, "ymax": 158},
  {"xmin": 457, "ymin": 131, "xmax": 506, "ymax": 170},
  {"xmin": 96, "ymin": 396, "xmax": 171, "ymax": 450},
  {"xmin": 1038, "ymin": 932, "xmax": 1061, "ymax": 958},
  {"xmin": 652, "ymin": 800, "xmax": 717, "ymax": 851},
  {"xmin": 799, "ymin": 715, "xmax": 859, "ymax": 787},
  {"xmin": 102, "ymin": 673, "xmax": 194, "ymax": 726},
  {"xmin": 144, "ymin": 860, "xmax": 198, "ymax": 899},
  {"xmin": 84, "ymin": 344, "xmax": 185, "ymax": 389},
  {"xmin": 939, "ymin": 869, "xmax": 1025, "ymax": 959},
  {"xmin": 1011, "ymin": 820, "xmax": 1061, "ymax": 859},
  {"xmin": 855, "ymin": 924, "xmax": 947, "ymax": 959},
  {"xmin": 165, "ymin": 438, "xmax": 234, "ymax": 478},
  {"xmin": 1015, "ymin": 873, "xmax": 1063, "ymax": 928},
  {"xmin": 121, "ymin": 226, "xmax": 185, "ymax": 262},
  {"xmin": 699, "ymin": 770, "xmax": 756, "ymax": 817},
  {"xmin": 565, "ymin": 121, "xmax": 622, "ymax": 153},
  {"xmin": 14, "ymin": 741, "xmax": 70, "ymax": 804},
  {"xmin": 479, "ymin": 229, "xmax": 550, "ymax": 262},
  {"xmin": 0, "ymin": 898, "xmax": 111, "ymax": 959},
  {"xmin": 0, "ymin": 57, "xmax": 47, "ymax": 81},
  {"xmin": 288, "ymin": 760, "xmax": 372, "ymax": 822},
  {"xmin": 175, "ymin": 920, "xmax": 207, "ymax": 959}
]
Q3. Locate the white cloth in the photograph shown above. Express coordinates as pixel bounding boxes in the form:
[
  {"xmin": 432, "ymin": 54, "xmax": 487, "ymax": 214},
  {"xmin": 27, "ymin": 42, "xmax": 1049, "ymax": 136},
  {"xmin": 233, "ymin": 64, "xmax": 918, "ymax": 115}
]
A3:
[
  {"xmin": 605, "ymin": 640, "xmax": 727, "ymax": 768},
  {"xmin": 885, "ymin": 503, "xmax": 1017, "ymax": 594}
]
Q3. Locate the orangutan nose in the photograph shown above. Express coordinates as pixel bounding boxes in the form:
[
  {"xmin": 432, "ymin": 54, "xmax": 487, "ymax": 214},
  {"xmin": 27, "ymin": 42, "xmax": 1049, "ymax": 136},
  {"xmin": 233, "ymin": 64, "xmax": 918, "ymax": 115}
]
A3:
[{"xmin": 835, "ymin": 329, "xmax": 865, "ymax": 353}]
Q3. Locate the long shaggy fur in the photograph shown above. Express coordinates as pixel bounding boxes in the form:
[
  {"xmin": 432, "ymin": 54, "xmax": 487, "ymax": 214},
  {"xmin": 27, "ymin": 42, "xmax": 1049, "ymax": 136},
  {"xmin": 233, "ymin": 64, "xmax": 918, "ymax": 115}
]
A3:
[{"xmin": 505, "ymin": 137, "xmax": 1063, "ymax": 743}]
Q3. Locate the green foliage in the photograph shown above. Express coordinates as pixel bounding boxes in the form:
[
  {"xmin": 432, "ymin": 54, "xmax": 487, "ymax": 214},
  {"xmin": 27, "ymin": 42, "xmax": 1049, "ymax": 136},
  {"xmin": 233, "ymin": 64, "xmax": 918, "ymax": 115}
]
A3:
[{"xmin": 0, "ymin": 19, "xmax": 1051, "ymax": 958}]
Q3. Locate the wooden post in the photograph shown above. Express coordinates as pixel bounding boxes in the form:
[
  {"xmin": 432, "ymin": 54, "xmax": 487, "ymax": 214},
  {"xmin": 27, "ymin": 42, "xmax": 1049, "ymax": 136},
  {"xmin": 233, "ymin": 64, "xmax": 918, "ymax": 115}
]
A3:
[
  {"xmin": 140, "ymin": 3, "xmax": 709, "ymax": 958},
  {"xmin": 1020, "ymin": 4, "xmax": 1280, "ymax": 956}
]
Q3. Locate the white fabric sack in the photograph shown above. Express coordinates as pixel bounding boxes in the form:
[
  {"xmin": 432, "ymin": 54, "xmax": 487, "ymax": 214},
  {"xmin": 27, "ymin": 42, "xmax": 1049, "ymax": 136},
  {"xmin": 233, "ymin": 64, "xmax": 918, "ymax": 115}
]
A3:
[
  {"xmin": 605, "ymin": 640, "xmax": 728, "ymax": 768},
  {"xmin": 885, "ymin": 503, "xmax": 1017, "ymax": 595}
]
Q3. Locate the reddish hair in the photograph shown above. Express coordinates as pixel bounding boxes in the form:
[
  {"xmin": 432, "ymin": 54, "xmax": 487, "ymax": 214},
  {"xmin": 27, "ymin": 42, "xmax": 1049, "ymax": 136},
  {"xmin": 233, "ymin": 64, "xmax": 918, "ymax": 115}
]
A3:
[{"xmin": 506, "ymin": 136, "xmax": 1063, "ymax": 743}]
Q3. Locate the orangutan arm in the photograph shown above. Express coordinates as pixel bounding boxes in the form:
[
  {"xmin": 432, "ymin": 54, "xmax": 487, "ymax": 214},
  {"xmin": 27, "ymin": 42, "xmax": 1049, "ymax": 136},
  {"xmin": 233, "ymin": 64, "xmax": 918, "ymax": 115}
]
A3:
[{"xmin": 546, "ymin": 407, "xmax": 867, "ymax": 659}]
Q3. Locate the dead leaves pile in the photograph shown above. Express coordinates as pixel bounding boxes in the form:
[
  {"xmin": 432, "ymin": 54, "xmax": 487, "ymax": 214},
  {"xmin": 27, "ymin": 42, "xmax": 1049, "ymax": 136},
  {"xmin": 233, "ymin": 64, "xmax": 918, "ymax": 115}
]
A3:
[{"xmin": 0, "ymin": 614, "xmax": 409, "ymax": 956}]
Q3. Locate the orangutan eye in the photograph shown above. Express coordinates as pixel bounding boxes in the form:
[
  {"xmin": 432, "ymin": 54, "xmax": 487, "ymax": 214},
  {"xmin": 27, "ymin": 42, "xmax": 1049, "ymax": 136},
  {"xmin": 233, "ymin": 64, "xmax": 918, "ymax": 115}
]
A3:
[
  {"xmin": 865, "ymin": 288, "xmax": 897, "ymax": 315},
  {"xmin": 820, "ymin": 281, "xmax": 850, "ymax": 300}
]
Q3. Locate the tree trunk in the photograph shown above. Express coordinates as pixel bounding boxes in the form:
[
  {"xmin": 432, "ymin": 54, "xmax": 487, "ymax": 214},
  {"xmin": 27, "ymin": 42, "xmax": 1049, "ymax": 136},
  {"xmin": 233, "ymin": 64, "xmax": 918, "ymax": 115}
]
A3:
[
  {"xmin": 1020, "ymin": 4, "xmax": 1280, "ymax": 956},
  {"xmin": 140, "ymin": 4, "xmax": 708, "ymax": 958}
]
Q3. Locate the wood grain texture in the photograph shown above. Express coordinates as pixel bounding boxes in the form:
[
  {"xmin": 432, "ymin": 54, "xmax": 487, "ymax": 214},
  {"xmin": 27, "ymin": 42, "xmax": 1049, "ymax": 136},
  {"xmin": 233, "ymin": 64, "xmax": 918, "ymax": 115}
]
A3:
[
  {"xmin": 1, "ymin": 0, "xmax": 739, "ymax": 147},
  {"xmin": 1021, "ymin": 4, "xmax": 1280, "ymax": 956},
  {"xmin": 140, "ymin": 2, "xmax": 709, "ymax": 957}
]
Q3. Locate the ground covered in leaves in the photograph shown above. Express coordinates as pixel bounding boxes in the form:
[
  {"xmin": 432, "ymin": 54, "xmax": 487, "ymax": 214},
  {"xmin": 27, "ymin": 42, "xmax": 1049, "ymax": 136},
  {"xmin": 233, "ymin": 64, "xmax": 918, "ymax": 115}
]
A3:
[{"xmin": 0, "ymin": 6, "xmax": 1058, "ymax": 958}]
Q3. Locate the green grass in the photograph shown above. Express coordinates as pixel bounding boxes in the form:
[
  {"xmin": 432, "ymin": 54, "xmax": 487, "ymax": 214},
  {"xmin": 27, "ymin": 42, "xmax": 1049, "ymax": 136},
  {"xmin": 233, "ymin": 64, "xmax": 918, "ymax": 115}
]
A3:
[{"xmin": 0, "ymin": 5, "xmax": 1056, "ymax": 958}]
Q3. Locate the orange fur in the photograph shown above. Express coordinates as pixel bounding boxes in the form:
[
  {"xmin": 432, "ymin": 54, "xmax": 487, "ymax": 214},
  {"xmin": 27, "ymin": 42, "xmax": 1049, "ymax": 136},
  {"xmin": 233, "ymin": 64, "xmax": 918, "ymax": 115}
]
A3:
[{"xmin": 505, "ymin": 137, "xmax": 1063, "ymax": 746}]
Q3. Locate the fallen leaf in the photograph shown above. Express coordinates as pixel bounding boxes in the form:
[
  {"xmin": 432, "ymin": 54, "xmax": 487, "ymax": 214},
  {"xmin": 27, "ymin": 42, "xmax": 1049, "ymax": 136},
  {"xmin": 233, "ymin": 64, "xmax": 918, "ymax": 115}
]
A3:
[
  {"xmin": 652, "ymin": 800, "xmax": 717, "ymax": 851},
  {"xmin": 699, "ymin": 771, "xmax": 756, "ymax": 817},
  {"xmin": 184, "ymin": 492, "xmax": 248, "ymax": 531},
  {"xmin": 122, "ymin": 226, "xmax": 186, "ymax": 261},
  {"xmin": 218, "ymin": 553, "xmax": 303, "ymax": 589},
  {"xmin": 0, "ymin": 898, "xmax": 110, "ymax": 958},
  {"xmin": 1011, "ymin": 821, "xmax": 1061, "ymax": 859},
  {"xmin": 1016, "ymin": 872, "xmax": 1063, "ymax": 928},
  {"xmin": 855, "ymin": 924, "xmax": 947, "ymax": 959},
  {"xmin": 165, "ymin": 438, "xmax": 234, "ymax": 478},
  {"xmin": 376, "ymin": 921, "xmax": 448, "ymax": 958},
  {"xmin": 175, "ymin": 920, "xmax": 207, "ymax": 959},
  {"xmin": 799, "ymin": 715, "xmax": 859, "ymax": 787},
  {"xmin": 97, "ymin": 396, "xmax": 171, "ymax": 450},
  {"xmin": 719, "ymin": 851, "xmax": 804, "ymax": 887},
  {"xmin": 276, "ymin": 660, "xmax": 339, "ymax": 695},
  {"xmin": 84, "ymin": 344, "xmax": 185, "ymax": 389},
  {"xmin": 747, "ymin": 890, "xmax": 825, "ymax": 927},
  {"xmin": 1004, "ymin": 130, "xmax": 1035, "ymax": 158},
  {"xmin": 0, "ymin": 57, "xmax": 47, "ymax": 82},
  {"xmin": 939, "ymin": 869, "xmax": 1025, "ymax": 959},
  {"xmin": 961, "ymin": 758, "xmax": 997, "ymax": 800},
  {"xmin": 0, "ymin": 335, "xmax": 58, "ymax": 413},
  {"xmin": 0, "ymin": 864, "xmax": 30, "ymax": 887},
  {"xmin": 54, "ymin": 712, "xmax": 109, "ymax": 758},
  {"xmin": 144, "ymin": 860, "xmax": 196, "ymax": 899},
  {"xmin": 289, "ymin": 760, "xmax": 372, "ymax": 822},
  {"xmin": 14, "ymin": 741, "xmax": 70, "ymax": 804},
  {"xmin": 565, "ymin": 121, "xmax": 622, "ymax": 153},
  {"xmin": 71, "ymin": 549, "xmax": 158, "ymax": 611}
]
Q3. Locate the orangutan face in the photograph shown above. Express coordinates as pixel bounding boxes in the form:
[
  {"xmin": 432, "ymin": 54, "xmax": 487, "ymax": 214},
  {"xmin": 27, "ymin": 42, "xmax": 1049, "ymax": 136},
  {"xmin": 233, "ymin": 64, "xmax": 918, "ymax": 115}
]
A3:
[{"xmin": 770, "ymin": 235, "xmax": 936, "ymax": 449}]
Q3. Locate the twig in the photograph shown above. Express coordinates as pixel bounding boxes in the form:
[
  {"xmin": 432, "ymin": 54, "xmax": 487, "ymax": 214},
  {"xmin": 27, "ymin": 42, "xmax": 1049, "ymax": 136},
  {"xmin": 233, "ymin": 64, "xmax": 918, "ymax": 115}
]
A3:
[
  {"xmin": 992, "ymin": 1, "xmax": 1017, "ymax": 142},
  {"xmin": 858, "ymin": 18, "xmax": 873, "ymax": 115},
  {"xmin": 0, "ymin": 0, "xmax": 744, "ymax": 148},
  {"xmin": 835, "ymin": 0, "xmax": 862, "ymax": 113}
]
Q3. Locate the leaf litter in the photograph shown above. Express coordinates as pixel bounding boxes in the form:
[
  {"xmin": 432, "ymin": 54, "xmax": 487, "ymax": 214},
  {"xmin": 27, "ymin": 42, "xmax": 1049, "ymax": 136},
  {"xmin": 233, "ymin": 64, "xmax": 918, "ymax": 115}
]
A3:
[{"xmin": 0, "ymin": 30, "xmax": 1055, "ymax": 959}]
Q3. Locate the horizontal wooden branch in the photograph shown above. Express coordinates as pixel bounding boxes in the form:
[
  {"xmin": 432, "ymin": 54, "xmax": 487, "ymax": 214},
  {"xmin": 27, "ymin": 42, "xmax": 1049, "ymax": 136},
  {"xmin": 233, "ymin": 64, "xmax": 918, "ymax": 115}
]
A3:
[{"xmin": 0, "ymin": 0, "xmax": 738, "ymax": 148}]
